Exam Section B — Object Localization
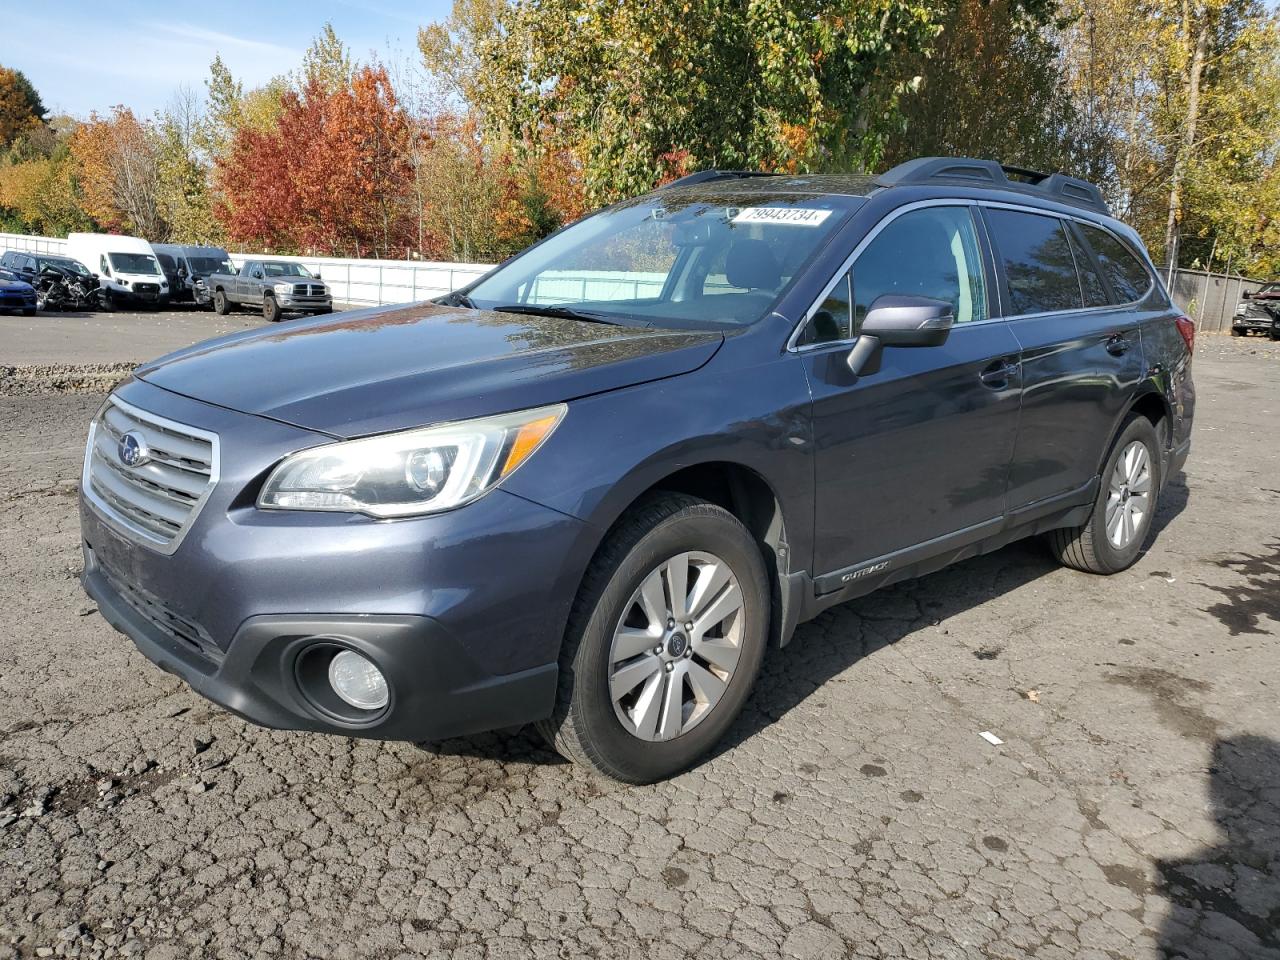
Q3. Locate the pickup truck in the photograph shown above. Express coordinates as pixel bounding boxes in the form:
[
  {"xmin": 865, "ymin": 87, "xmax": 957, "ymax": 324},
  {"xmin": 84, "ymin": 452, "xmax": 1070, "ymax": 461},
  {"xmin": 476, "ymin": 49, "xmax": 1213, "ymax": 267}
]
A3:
[{"xmin": 208, "ymin": 260, "xmax": 333, "ymax": 322}]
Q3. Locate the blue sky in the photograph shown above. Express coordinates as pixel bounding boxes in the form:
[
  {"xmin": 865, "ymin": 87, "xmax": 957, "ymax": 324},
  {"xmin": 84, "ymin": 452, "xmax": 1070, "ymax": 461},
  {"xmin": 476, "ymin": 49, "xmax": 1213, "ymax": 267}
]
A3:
[{"xmin": 7, "ymin": 0, "xmax": 454, "ymax": 118}]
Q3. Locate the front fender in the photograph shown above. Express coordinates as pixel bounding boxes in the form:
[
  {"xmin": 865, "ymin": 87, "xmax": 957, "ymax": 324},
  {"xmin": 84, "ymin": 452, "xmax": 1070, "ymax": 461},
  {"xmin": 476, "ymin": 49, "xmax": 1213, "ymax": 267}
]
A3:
[{"xmin": 501, "ymin": 349, "xmax": 816, "ymax": 576}]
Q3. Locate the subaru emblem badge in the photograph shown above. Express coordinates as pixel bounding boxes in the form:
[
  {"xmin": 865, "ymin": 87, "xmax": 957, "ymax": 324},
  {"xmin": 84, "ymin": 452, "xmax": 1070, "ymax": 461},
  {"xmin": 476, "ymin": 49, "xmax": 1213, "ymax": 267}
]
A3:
[{"xmin": 118, "ymin": 431, "xmax": 150, "ymax": 468}]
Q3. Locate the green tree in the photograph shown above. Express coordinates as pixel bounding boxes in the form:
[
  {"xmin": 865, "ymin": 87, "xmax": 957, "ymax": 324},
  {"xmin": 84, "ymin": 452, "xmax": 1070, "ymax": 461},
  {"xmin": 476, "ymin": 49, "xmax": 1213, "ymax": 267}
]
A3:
[
  {"xmin": 423, "ymin": 0, "xmax": 958, "ymax": 205},
  {"xmin": 882, "ymin": 0, "xmax": 1078, "ymax": 174},
  {"xmin": 156, "ymin": 87, "xmax": 222, "ymax": 243}
]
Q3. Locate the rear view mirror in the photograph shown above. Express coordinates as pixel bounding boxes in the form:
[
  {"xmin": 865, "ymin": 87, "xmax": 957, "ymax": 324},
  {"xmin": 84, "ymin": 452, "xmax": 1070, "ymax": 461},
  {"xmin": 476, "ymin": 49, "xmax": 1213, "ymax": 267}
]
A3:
[
  {"xmin": 673, "ymin": 221, "xmax": 712, "ymax": 247},
  {"xmin": 846, "ymin": 295, "xmax": 954, "ymax": 375}
]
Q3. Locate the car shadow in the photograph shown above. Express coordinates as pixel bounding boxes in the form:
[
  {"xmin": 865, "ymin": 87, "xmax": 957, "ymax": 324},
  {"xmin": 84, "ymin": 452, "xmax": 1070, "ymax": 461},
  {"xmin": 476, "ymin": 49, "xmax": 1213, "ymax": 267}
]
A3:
[{"xmin": 419, "ymin": 471, "xmax": 1192, "ymax": 770}]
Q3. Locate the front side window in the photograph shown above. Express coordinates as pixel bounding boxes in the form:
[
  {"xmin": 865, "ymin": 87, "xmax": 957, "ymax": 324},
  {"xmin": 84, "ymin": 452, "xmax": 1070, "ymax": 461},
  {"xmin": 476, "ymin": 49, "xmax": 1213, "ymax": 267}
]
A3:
[
  {"xmin": 464, "ymin": 193, "xmax": 858, "ymax": 329},
  {"xmin": 798, "ymin": 206, "xmax": 988, "ymax": 346},
  {"xmin": 1078, "ymin": 224, "xmax": 1152, "ymax": 304},
  {"xmin": 986, "ymin": 209, "xmax": 1082, "ymax": 315}
]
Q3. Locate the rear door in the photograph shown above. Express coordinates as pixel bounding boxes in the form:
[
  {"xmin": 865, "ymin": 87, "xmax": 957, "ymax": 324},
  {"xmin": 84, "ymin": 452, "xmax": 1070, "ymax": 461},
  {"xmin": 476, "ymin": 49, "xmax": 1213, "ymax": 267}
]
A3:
[
  {"xmin": 796, "ymin": 202, "xmax": 1024, "ymax": 585},
  {"xmin": 983, "ymin": 206, "xmax": 1144, "ymax": 512}
]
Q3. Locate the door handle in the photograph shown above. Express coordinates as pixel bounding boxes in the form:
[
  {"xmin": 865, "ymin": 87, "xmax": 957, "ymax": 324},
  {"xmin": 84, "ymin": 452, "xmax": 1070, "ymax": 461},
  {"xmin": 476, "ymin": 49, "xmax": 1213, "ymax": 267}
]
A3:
[
  {"xmin": 979, "ymin": 359, "xmax": 1019, "ymax": 387},
  {"xmin": 1105, "ymin": 335, "xmax": 1131, "ymax": 356}
]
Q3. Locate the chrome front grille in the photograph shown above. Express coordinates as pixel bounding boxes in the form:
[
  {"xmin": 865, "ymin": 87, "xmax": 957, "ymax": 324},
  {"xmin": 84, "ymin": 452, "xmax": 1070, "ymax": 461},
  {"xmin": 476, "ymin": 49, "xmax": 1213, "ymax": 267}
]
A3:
[
  {"xmin": 82, "ymin": 396, "xmax": 219, "ymax": 553},
  {"xmin": 292, "ymin": 283, "xmax": 327, "ymax": 297}
]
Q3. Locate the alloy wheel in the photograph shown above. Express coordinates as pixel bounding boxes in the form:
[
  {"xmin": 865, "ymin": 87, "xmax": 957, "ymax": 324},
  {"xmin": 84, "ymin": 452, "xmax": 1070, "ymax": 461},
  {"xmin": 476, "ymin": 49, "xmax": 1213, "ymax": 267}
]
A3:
[
  {"xmin": 1105, "ymin": 440, "xmax": 1152, "ymax": 548},
  {"xmin": 607, "ymin": 551, "xmax": 744, "ymax": 742}
]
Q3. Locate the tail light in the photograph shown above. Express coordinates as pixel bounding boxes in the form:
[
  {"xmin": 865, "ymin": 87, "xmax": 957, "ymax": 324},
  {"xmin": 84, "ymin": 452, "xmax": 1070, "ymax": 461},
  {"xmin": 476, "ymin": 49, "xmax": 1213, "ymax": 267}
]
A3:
[{"xmin": 1174, "ymin": 316, "xmax": 1195, "ymax": 354}]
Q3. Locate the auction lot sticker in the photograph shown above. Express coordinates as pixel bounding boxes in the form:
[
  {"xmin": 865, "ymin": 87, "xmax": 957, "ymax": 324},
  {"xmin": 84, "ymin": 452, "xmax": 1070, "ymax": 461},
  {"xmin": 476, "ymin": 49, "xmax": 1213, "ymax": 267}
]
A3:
[{"xmin": 732, "ymin": 207, "xmax": 833, "ymax": 227}]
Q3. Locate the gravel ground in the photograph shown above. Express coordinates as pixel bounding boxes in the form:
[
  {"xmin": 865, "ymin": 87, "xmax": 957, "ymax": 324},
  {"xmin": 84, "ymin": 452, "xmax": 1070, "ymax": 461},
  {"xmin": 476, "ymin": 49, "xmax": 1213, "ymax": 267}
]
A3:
[{"xmin": 0, "ymin": 336, "xmax": 1278, "ymax": 959}]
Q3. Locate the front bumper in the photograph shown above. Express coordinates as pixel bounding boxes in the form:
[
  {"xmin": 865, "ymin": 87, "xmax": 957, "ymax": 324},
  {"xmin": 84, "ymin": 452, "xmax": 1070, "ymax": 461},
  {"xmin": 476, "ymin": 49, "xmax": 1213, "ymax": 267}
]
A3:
[
  {"xmin": 79, "ymin": 378, "xmax": 595, "ymax": 741},
  {"xmin": 83, "ymin": 551, "xmax": 557, "ymax": 740},
  {"xmin": 277, "ymin": 294, "xmax": 332, "ymax": 312},
  {"xmin": 1232, "ymin": 313, "xmax": 1277, "ymax": 331}
]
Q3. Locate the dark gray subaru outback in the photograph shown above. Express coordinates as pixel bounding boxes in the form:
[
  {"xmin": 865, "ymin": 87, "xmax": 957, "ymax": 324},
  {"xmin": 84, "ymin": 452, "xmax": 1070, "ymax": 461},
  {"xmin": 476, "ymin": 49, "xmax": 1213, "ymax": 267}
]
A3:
[{"xmin": 80, "ymin": 157, "xmax": 1195, "ymax": 783}]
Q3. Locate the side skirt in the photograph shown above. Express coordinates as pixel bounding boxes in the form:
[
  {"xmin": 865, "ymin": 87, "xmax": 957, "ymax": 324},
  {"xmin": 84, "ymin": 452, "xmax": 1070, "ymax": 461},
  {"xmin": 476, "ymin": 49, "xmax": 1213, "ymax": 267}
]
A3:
[{"xmin": 789, "ymin": 477, "xmax": 1099, "ymax": 630}]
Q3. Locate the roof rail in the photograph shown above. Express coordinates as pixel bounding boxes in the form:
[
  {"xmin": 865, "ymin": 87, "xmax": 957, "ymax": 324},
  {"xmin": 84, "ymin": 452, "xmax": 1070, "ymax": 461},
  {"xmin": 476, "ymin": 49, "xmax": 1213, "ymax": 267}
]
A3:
[
  {"xmin": 875, "ymin": 156, "xmax": 1109, "ymax": 215},
  {"xmin": 661, "ymin": 170, "xmax": 779, "ymax": 189}
]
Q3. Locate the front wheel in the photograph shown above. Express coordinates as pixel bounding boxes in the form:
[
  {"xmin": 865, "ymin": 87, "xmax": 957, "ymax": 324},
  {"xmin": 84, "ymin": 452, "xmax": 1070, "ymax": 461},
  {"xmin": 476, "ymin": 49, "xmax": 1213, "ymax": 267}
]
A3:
[
  {"xmin": 22, "ymin": 307, "xmax": 35, "ymax": 317},
  {"xmin": 212, "ymin": 290, "xmax": 230, "ymax": 315},
  {"xmin": 538, "ymin": 494, "xmax": 769, "ymax": 783},
  {"xmin": 1047, "ymin": 414, "xmax": 1161, "ymax": 574},
  {"xmin": 1230, "ymin": 326, "xmax": 1245, "ymax": 337},
  {"xmin": 262, "ymin": 296, "xmax": 282, "ymax": 323}
]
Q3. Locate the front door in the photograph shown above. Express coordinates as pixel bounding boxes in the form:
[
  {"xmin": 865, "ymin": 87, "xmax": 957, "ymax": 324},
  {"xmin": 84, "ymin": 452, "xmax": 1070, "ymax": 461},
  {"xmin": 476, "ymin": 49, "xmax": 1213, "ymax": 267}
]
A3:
[{"xmin": 795, "ymin": 203, "xmax": 1024, "ymax": 588}]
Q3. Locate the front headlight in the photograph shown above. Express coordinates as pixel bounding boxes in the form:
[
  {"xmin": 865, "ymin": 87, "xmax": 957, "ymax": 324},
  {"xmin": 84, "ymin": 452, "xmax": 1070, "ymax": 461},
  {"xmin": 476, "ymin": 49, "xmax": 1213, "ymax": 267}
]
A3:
[
  {"xmin": 1236, "ymin": 302, "xmax": 1248, "ymax": 315},
  {"xmin": 258, "ymin": 404, "xmax": 566, "ymax": 518},
  {"xmin": 273, "ymin": 282, "xmax": 293, "ymax": 294}
]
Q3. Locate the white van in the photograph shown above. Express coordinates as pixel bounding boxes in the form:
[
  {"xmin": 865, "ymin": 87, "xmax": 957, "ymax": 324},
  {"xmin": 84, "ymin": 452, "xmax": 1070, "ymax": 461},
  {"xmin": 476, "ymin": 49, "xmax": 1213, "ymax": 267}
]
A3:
[{"xmin": 65, "ymin": 233, "xmax": 170, "ymax": 310}]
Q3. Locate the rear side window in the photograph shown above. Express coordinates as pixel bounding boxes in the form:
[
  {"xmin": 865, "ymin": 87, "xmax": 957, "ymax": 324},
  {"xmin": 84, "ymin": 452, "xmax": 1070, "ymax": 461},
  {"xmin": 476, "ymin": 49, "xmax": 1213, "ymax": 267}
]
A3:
[
  {"xmin": 1066, "ymin": 227, "xmax": 1109, "ymax": 307},
  {"xmin": 986, "ymin": 209, "xmax": 1081, "ymax": 315},
  {"xmin": 1078, "ymin": 224, "xmax": 1152, "ymax": 303}
]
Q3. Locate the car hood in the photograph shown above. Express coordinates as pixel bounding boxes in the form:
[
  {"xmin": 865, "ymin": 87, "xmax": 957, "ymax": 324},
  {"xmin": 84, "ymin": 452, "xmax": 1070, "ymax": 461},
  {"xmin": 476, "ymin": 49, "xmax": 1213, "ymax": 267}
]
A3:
[
  {"xmin": 135, "ymin": 302, "xmax": 723, "ymax": 438},
  {"xmin": 0, "ymin": 277, "xmax": 33, "ymax": 291}
]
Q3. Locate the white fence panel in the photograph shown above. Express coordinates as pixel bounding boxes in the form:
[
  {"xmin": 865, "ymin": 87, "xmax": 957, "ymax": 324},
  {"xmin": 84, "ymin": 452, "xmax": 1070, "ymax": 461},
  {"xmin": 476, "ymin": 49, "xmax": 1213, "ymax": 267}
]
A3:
[
  {"xmin": 228, "ymin": 253, "xmax": 491, "ymax": 306},
  {"xmin": 0, "ymin": 232, "xmax": 69, "ymax": 255}
]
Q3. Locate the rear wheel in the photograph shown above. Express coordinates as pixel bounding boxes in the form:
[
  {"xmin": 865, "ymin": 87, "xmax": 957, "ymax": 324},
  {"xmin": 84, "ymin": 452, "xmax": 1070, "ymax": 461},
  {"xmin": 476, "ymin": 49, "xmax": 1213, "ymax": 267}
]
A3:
[
  {"xmin": 1047, "ymin": 414, "xmax": 1161, "ymax": 574},
  {"xmin": 537, "ymin": 494, "xmax": 769, "ymax": 783},
  {"xmin": 213, "ymin": 290, "xmax": 230, "ymax": 315},
  {"xmin": 262, "ymin": 295, "xmax": 282, "ymax": 323}
]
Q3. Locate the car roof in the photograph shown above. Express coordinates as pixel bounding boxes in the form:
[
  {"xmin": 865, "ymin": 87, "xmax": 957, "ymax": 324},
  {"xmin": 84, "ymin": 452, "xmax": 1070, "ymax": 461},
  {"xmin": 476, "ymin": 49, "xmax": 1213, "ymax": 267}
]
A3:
[{"xmin": 659, "ymin": 157, "xmax": 1112, "ymax": 219}]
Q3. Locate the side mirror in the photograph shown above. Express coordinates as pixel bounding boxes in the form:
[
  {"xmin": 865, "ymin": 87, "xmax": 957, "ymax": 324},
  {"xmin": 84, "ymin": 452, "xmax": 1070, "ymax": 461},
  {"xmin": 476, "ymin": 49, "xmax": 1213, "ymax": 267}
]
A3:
[
  {"xmin": 1242, "ymin": 290, "xmax": 1253, "ymax": 300},
  {"xmin": 846, "ymin": 295, "xmax": 954, "ymax": 375},
  {"xmin": 313, "ymin": 272, "xmax": 321, "ymax": 280}
]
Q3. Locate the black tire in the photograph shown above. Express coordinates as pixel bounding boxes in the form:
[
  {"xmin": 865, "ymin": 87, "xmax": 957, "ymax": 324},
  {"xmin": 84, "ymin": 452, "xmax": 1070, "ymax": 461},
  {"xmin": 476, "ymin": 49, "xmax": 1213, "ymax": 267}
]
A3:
[
  {"xmin": 98, "ymin": 293, "xmax": 115, "ymax": 313},
  {"xmin": 1047, "ymin": 414, "xmax": 1161, "ymax": 574},
  {"xmin": 1269, "ymin": 324, "xmax": 1280, "ymax": 342},
  {"xmin": 537, "ymin": 493, "xmax": 769, "ymax": 783},
  {"xmin": 212, "ymin": 290, "xmax": 230, "ymax": 315},
  {"xmin": 1230, "ymin": 326, "xmax": 1244, "ymax": 337},
  {"xmin": 262, "ymin": 295, "xmax": 282, "ymax": 323},
  {"xmin": 22, "ymin": 307, "xmax": 35, "ymax": 317}
]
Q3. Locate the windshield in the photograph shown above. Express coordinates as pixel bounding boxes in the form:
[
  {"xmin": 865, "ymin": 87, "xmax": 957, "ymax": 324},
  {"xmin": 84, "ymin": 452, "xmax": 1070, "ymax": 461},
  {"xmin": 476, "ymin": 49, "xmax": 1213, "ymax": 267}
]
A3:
[
  {"xmin": 47, "ymin": 258, "xmax": 90, "ymax": 277},
  {"xmin": 0, "ymin": 268, "xmax": 19, "ymax": 283},
  {"xmin": 1258, "ymin": 283, "xmax": 1280, "ymax": 295},
  {"xmin": 189, "ymin": 255, "xmax": 235, "ymax": 276},
  {"xmin": 464, "ymin": 192, "xmax": 858, "ymax": 328},
  {"xmin": 263, "ymin": 261, "xmax": 314, "ymax": 278},
  {"xmin": 108, "ymin": 252, "xmax": 160, "ymax": 275}
]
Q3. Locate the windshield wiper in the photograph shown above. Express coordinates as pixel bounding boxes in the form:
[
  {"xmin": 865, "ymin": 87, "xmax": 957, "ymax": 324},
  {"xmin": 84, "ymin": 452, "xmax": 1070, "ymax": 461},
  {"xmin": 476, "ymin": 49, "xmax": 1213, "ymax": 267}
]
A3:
[{"xmin": 491, "ymin": 303, "xmax": 630, "ymax": 326}]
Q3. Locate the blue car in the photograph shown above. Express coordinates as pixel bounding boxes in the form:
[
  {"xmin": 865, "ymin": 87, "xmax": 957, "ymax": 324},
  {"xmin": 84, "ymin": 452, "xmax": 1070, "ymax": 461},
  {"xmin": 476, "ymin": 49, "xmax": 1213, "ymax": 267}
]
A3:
[
  {"xmin": 78, "ymin": 156, "xmax": 1195, "ymax": 782},
  {"xmin": 0, "ymin": 267, "xmax": 37, "ymax": 315}
]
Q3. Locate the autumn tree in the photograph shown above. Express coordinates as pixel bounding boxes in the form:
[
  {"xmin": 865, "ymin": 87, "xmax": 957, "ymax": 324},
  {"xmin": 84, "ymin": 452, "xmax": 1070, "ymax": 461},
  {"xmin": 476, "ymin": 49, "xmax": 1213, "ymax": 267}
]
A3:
[
  {"xmin": 0, "ymin": 66, "xmax": 45, "ymax": 147},
  {"xmin": 70, "ymin": 107, "xmax": 164, "ymax": 237},
  {"xmin": 216, "ymin": 64, "xmax": 415, "ymax": 257}
]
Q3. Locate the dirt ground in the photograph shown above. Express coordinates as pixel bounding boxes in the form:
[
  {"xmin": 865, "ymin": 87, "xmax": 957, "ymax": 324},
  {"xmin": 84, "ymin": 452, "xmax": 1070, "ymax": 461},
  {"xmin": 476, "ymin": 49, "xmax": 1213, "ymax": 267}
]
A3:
[{"xmin": 0, "ymin": 332, "xmax": 1278, "ymax": 959}]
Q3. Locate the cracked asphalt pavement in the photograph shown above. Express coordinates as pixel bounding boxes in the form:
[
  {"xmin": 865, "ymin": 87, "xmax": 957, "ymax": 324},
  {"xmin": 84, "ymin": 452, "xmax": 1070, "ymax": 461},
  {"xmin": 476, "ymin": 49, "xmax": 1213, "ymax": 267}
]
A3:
[{"xmin": 1, "ymin": 335, "xmax": 1278, "ymax": 959}]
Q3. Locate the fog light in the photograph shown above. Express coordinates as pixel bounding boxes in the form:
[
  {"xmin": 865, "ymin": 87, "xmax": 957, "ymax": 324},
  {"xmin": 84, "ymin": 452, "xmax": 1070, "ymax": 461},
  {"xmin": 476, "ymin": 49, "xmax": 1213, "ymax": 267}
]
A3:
[{"xmin": 328, "ymin": 650, "xmax": 389, "ymax": 710}]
